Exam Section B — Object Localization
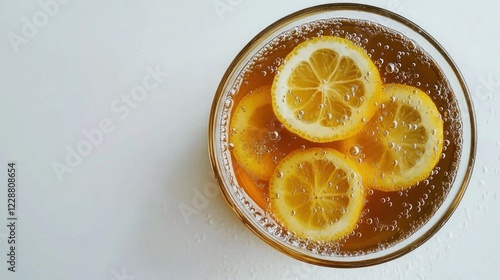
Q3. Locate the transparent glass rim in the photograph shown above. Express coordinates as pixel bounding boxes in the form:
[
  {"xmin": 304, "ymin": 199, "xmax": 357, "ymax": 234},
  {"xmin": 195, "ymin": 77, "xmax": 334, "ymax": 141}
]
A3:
[{"xmin": 208, "ymin": 3, "xmax": 477, "ymax": 267}]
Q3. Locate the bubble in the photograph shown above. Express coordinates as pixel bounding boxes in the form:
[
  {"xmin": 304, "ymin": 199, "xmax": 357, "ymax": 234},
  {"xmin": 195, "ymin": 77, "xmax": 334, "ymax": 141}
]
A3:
[
  {"xmin": 229, "ymin": 87, "xmax": 239, "ymax": 96},
  {"xmin": 406, "ymin": 123, "xmax": 416, "ymax": 130},
  {"xmin": 272, "ymin": 156, "xmax": 278, "ymax": 163},
  {"xmin": 385, "ymin": 63, "xmax": 397, "ymax": 73},
  {"xmin": 269, "ymin": 131, "xmax": 280, "ymax": 141},
  {"xmin": 390, "ymin": 120, "xmax": 398, "ymax": 129},
  {"xmin": 224, "ymin": 99, "xmax": 233, "ymax": 109},
  {"xmin": 350, "ymin": 146, "xmax": 361, "ymax": 156}
]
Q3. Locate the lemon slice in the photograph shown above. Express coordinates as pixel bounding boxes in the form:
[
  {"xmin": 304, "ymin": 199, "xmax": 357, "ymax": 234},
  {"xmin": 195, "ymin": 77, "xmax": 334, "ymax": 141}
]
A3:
[
  {"xmin": 233, "ymin": 162, "xmax": 268, "ymax": 210},
  {"xmin": 230, "ymin": 85, "xmax": 310, "ymax": 180},
  {"xmin": 272, "ymin": 36, "xmax": 382, "ymax": 143},
  {"xmin": 337, "ymin": 84, "xmax": 444, "ymax": 191},
  {"xmin": 269, "ymin": 148, "xmax": 364, "ymax": 241}
]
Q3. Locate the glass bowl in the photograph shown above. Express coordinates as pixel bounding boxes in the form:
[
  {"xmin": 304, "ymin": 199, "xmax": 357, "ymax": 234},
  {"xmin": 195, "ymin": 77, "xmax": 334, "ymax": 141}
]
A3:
[{"xmin": 208, "ymin": 3, "xmax": 476, "ymax": 267}]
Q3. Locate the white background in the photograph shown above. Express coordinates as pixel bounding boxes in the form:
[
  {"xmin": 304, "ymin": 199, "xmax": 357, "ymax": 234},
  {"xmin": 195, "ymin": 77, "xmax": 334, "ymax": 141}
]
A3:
[{"xmin": 0, "ymin": 0, "xmax": 499, "ymax": 279}]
